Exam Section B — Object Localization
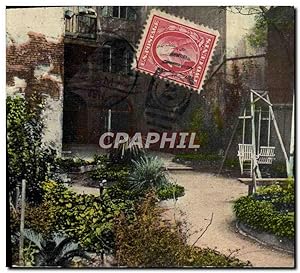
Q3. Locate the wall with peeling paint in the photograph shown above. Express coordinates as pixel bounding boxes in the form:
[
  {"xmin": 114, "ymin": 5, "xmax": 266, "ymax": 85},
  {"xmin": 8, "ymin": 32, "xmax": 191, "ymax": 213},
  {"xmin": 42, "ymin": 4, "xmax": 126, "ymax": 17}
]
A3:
[{"xmin": 6, "ymin": 7, "xmax": 65, "ymax": 154}]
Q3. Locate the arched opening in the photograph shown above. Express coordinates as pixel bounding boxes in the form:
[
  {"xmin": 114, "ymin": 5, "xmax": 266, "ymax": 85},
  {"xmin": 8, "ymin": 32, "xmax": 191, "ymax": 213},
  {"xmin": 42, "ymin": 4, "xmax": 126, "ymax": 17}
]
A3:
[{"xmin": 63, "ymin": 91, "xmax": 88, "ymax": 144}]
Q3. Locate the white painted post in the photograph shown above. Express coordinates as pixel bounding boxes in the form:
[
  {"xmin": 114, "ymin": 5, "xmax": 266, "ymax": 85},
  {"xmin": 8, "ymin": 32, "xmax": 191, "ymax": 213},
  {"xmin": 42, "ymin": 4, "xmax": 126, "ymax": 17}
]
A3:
[
  {"xmin": 267, "ymin": 107, "xmax": 271, "ymax": 146},
  {"xmin": 288, "ymin": 95, "xmax": 294, "ymax": 178},
  {"xmin": 19, "ymin": 179, "xmax": 26, "ymax": 266},
  {"xmin": 257, "ymin": 108, "xmax": 261, "ymax": 155},
  {"xmin": 267, "ymin": 96, "xmax": 290, "ymax": 177},
  {"xmin": 242, "ymin": 108, "xmax": 246, "ymax": 144},
  {"xmin": 250, "ymin": 91, "xmax": 261, "ymax": 178}
]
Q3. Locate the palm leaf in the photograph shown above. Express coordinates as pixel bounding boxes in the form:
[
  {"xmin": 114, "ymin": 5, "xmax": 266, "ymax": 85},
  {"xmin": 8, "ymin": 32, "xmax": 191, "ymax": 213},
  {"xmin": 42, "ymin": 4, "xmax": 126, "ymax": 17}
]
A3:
[{"xmin": 23, "ymin": 229, "xmax": 44, "ymax": 250}]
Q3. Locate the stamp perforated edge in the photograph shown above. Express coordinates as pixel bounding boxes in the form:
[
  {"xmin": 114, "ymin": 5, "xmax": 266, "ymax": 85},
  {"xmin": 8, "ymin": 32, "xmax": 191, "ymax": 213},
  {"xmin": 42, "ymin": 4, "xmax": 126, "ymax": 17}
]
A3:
[{"xmin": 132, "ymin": 8, "xmax": 220, "ymax": 93}]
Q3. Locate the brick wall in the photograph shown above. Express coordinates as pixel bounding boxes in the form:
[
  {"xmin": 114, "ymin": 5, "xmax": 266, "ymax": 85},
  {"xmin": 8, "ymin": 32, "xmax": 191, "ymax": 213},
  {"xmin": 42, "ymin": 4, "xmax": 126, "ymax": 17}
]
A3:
[{"xmin": 6, "ymin": 7, "xmax": 65, "ymax": 153}]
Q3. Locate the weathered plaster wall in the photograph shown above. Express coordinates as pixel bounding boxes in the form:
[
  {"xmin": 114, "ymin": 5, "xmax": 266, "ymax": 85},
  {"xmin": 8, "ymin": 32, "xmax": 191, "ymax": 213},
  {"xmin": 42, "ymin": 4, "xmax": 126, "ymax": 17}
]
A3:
[{"xmin": 6, "ymin": 7, "xmax": 65, "ymax": 153}]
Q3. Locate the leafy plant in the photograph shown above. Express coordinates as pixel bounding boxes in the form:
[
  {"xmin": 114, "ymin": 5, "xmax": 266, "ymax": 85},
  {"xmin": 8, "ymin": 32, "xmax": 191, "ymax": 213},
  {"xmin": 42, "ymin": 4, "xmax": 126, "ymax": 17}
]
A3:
[
  {"xmin": 156, "ymin": 183, "xmax": 185, "ymax": 200},
  {"xmin": 234, "ymin": 180, "xmax": 295, "ymax": 238},
  {"xmin": 189, "ymin": 108, "xmax": 209, "ymax": 147},
  {"xmin": 109, "ymin": 136, "xmax": 144, "ymax": 164},
  {"xmin": 89, "ymin": 164, "xmax": 129, "ymax": 183},
  {"xmin": 247, "ymin": 14, "xmax": 268, "ymax": 48},
  {"xmin": 106, "ymin": 179, "xmax": 140, "ymax": 202},
  {"xmin": 23, "ymin": 229, "xmax": 90, "ymax": 267},
  {"xmin": 93, "ymin": 154, "xmax": 109, "ymax": 166},
  {"xmin": 7, "ymin": 94, "xmax": 57, "ymax": 204},
  {"xmin": 254, "ymin": 179, "xmax": 294, "ymax": 213},
  {"xmin": 41, "ymin": 181, "xmax": 135, "ymax": 253},
  {"xmin": 115, "ymin": 193, "xmax": 251, "ymax": 267},
  {"xmin": 128, "ymin": 156, "xmax": 169, "ymax": 193}
]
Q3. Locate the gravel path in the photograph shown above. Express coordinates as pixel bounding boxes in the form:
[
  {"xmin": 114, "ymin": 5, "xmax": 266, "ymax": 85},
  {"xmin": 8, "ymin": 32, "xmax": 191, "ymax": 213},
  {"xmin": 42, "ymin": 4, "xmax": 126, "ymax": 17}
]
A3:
[
  {"xmin": 69, "ymin": 162, "xmax": 294, "ymax": 268},
  {"xmin": 162, "ymin": 171, "xmax": 294, "ymax": 268}
]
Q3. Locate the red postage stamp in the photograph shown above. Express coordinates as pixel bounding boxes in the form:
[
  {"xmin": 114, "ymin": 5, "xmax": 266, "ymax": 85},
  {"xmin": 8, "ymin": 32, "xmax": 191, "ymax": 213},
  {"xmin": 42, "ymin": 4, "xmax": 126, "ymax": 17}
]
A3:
[{"xmin": 133, "ymin": 9, "xmax": 219, "ymax": 93}]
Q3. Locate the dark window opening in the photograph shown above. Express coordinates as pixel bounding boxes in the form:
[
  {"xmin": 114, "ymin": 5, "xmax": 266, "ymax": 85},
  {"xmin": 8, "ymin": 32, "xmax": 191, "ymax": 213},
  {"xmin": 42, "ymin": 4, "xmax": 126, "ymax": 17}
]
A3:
[
  {"xmin": 112, "ymin": 6, "xmax": 119, "ymax": 17},
  {"xmin": 120, "ymin": 6, "xmax": 127, "ymax": 18},
  {"xmin": 111, "ymin": 6, "xmax": 136, "ymax": 20},
  {"xmin": 103, "ymin": 46, "xmax": 112, "ymax": 72},
  {"xmin": 102, "ymin": 42, "xmax": 134, "ymax": 75}
]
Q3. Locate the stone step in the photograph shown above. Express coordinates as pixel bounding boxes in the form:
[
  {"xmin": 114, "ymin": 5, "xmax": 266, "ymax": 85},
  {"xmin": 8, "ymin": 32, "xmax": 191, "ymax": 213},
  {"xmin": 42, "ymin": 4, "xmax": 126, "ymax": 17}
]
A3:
[{"xmin": 164, "ymin": 163, "xmax": 193, "ymax": 170}]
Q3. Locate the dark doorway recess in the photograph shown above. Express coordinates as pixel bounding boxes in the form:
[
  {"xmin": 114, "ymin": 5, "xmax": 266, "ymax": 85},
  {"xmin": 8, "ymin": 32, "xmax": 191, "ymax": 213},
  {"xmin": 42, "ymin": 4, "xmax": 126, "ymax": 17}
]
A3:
[{"xmin": 63, "ymin": 92, "xmax": 88, "ymax": 144}]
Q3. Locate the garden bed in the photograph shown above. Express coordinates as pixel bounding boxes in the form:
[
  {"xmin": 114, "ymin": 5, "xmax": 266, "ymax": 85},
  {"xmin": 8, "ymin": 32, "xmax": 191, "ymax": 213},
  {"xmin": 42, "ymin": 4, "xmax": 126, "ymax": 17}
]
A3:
[
  {"xmin": 234, "ymin": 179, "xmax": 294, "ymax": 253},
  {"xmin": 236, "ymin": 221, "xmax": 294, "ymax": 253}
]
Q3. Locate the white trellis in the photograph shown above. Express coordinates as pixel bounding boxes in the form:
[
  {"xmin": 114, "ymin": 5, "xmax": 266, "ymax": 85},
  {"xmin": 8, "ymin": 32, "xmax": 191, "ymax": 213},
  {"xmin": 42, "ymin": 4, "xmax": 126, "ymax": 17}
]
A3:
[{"xmin": 237, "ymin": 89, "xmax": 289, "ymax": 178}]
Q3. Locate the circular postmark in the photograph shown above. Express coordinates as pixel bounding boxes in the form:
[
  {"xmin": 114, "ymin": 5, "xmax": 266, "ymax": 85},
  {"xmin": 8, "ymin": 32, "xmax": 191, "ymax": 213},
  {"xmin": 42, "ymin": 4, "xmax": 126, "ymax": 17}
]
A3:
[
  {"xmin": 146, "ymin": 68, "xmax": 192, "ymax": 112},
  {"xmin": 152, "ymin": 31, "xmax": 200, "ymax": 73}
]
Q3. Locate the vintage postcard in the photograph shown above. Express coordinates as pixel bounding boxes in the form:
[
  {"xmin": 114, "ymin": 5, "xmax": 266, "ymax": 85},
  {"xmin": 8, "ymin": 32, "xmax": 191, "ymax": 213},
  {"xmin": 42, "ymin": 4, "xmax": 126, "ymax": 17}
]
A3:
[{"xmin": 6, "ymin": 6, "xmax": 295, "ymax": 268}]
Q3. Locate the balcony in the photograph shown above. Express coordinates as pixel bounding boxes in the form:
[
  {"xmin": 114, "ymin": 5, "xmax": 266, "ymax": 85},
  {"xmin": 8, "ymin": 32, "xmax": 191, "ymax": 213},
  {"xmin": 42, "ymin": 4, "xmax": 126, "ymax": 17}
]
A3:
[{"xmin": 65, "ymin": 11, "xmax": 97, "ymax": 40}]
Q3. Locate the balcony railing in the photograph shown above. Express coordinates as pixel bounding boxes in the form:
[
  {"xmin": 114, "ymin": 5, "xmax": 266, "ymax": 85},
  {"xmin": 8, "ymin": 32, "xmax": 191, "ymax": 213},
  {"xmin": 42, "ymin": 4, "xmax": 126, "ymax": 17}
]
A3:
[{"xmin": 65, "ymin": 14, "xmax": 97, "ymax": 39}]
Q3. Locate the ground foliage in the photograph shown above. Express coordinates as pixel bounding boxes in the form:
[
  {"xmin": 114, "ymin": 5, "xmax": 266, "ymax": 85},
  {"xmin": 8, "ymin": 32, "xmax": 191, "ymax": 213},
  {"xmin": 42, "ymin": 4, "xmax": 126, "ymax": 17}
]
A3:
[{"xmin": 234, "ymin": 179, "xmax": 294, "ymax": 238}]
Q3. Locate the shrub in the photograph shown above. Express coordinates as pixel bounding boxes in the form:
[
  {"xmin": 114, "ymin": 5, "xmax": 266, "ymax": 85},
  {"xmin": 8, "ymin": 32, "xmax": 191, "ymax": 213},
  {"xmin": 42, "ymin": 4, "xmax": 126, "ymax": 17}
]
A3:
[
  {"xmin": 189, "ymin": 108, "xmax": 209, "ymax": 147},
  {"xmin": 7, "ymin": 94, "xmax": 57, "ymax": 204},
  {"xmin": 10, "ymin": 202, "xmax": 58, "ymax": 265},
  {"xmin": 156, "ymin": 183, "xmax": 185, "ymax": 200},
  {"xmin": 256, "ymin": 179, "xmax": 294, "ymax": 207},
  {"xmin": 89, "ymin": 164, "xmax": 129, "ymax": 183},
  {"xmin": 109, "ymin": 137, "xmax": 144, "ymax": 164},
  {"xmin": 106, "ymin": 179, "xmax": 140, "ymax": 202},
  {"xmin": 10, "ymin": 202, "xmax": 56, "ymax": 237},
  {"xmin": 234, "ymin": 183, "xmax": 295, "ymax": 238},
  {"xmin": 41, "ymin": 181, "xmax": 135, "ymax": 253},
  {"xmin": 128, "ymin": 156, "xmax": 169, "ymax": 193},
  {"xmin": 115, "ymin": 193, "xmax": 251, "ymax": 267},
  {"xmin": 93, "ymin": 154, "xmax": 109, "ymax": 166}
]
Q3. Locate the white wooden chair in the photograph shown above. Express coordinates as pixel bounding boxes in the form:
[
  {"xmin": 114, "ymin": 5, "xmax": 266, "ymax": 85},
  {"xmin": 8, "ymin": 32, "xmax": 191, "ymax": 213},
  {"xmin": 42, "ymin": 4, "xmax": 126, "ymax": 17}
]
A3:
[
  {"xmin": 238, "ymin": 144, "xmax": 254, "ymax": 175},
  {"xmin": 257, "ymin": 146, "xmax": 275, "ymax": 164}
]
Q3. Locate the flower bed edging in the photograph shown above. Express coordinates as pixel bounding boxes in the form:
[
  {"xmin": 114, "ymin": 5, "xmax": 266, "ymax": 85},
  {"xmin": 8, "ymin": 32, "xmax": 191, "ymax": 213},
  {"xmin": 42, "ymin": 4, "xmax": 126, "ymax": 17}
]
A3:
[{"xmin": 236, "ymin": 221, "xmax": 294, "ymax": 254}]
